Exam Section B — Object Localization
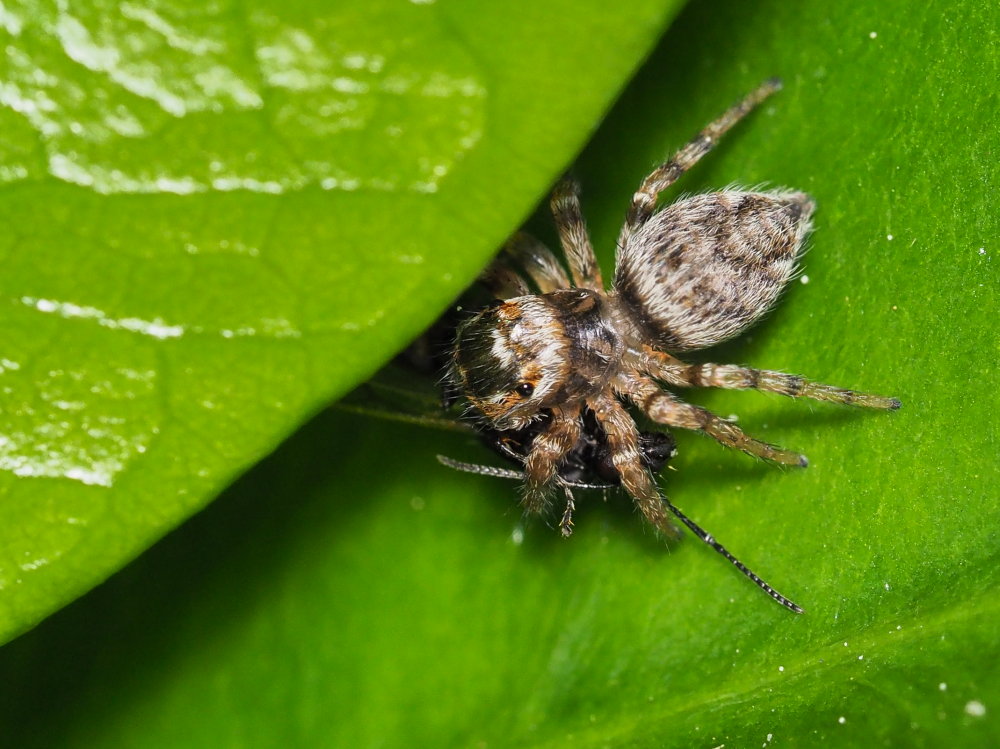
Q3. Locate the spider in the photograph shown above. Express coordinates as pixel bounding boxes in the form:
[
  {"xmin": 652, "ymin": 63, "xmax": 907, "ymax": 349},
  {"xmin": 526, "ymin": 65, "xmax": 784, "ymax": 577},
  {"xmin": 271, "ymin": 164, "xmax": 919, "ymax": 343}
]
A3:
[{"xmin": 445, "ymin": 79, "xmax": 900, "ymax": 611}]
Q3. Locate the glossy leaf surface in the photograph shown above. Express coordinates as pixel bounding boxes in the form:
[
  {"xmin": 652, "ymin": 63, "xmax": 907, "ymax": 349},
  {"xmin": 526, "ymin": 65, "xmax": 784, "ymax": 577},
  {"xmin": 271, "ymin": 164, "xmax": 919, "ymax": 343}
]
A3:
[{"xmin": 0, "ymin": 0, "xmax": 678, "ymax": 641}]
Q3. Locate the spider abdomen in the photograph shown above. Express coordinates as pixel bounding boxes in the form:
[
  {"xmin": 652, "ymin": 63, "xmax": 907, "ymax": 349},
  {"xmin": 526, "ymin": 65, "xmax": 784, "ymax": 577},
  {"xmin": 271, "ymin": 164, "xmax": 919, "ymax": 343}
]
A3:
[{"xmin": 613, "ymin": 190, "xmax": 815, "ymax": 352}]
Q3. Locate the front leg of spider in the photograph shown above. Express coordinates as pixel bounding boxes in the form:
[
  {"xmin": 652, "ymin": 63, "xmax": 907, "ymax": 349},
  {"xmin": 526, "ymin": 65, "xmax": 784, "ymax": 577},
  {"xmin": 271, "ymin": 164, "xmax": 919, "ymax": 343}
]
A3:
[{"xmin": 520, "ymin": 408, "xmax": 582, "ymax": 515}]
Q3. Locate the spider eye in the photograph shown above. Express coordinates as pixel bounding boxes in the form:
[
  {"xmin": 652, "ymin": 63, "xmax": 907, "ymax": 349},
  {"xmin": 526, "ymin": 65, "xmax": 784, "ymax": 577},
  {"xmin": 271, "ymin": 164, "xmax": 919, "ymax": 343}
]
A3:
[{"xmin": 514, "ymin": 382, "xmax": 535, "ymax": 398}]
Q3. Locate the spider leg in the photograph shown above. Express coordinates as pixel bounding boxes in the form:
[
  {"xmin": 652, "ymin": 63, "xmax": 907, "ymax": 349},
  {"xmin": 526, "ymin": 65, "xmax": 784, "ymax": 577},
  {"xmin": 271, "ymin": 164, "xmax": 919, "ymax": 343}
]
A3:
[
  {"xmin": 644, "ymin": 350, "xmax": 901, "ymax": 410},
  {"xmin": 620, "ymin": 372, "xmax": 808, "ymax": 467},
  {"xmin": 480, "ymin": 261, "xmax": 530, "ymax": 299},
  {"xmin": 503, "ymin": 231, "xmax": 571, "ymax": 293},
  {"xmin": 522, "ymin": 407, "xmax": 583, "ymax": 515},
  {"xmin": 618, "ymin": 78, "xmax": 783, "ymax": 250},
  {"xmin": 550, "ymin": 178, "xmax": 604, "ymax": 290},
  {"xmin": 589, "ymin": 394, "xmax": 681, "ymax": 538}
]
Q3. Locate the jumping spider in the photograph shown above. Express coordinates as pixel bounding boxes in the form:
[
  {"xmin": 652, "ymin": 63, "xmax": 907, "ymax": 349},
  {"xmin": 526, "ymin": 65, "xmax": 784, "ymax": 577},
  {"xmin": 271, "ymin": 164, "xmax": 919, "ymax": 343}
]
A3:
[{"xmin": 445, "ymin": 79, "xmax": 900, "ymax": 612}]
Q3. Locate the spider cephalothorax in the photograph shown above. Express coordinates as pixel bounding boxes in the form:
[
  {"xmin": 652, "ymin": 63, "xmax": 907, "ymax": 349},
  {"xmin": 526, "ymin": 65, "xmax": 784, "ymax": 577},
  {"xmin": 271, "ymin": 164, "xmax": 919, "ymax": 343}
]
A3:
[
  {"xmin": 452, "ymin": 289, "xmax": 622, "ymax": 429},
  {"xmin": 445, "ymin": 79, "xmax": 899, "ymax": 612}
]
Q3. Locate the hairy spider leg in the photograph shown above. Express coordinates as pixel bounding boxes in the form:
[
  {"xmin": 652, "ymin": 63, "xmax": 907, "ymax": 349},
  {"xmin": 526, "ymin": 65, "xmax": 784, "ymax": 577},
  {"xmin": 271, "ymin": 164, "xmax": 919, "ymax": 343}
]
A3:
[
  {"xmin": 589, "ymin": 394, "xmax": 681, "ymax": 538},
  {"xmin": 522, "ymin": 408, "xmax": 583, "ymax": 514},
  {"xmin": 550, "ymin": 179, "xmax": 604, "ymax": 290},
  {"xmin": 618, "ymin": 78, "xmax": 783, "ymax": 250},
  {"xmin": 479, "ymin": 262, "xmax": 530, "ymax": 299},
  {"xmin": 643, "ymin": 350, "xmax": 902, "ymax": 410},
  {"xmin": 503, "ymin": 231, "xmax": 571, "ymax": 293},
  {"xmin": 619, "ymin": 372, "xmax": 808, "ymax": 466},
  {"xmin": 645, "ymin": 350, "xmax": 902, "ymax": 410}
]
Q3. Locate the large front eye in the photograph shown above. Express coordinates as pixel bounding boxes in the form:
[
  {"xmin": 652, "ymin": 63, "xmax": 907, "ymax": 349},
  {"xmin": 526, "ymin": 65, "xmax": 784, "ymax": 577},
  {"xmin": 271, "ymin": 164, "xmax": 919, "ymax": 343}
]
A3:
[{"xmin": 514, "ymin": 382, "xmax": 535, "ymax": 398}]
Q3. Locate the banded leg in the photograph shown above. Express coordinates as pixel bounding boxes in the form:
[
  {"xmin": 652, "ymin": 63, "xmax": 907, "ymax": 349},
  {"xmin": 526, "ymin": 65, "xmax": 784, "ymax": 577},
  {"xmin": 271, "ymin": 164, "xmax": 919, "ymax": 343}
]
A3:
[
  {"xmin": 618, "ymin": 78, "xmax": 783, "ymax": 249},
  {"xmin": 522, "ymin": 408, "xmax": 582, "ymax": 514},
  {"xmin": 589, "ymin": 394, "xmax": 680, "ymax": 538},
  {"xmin": 503, "ymin": 231, "xmax": 571, "ymax": 293},
  {"xmin": 550, "ymin": 179, "xmax": 604, "ymax": 290},
  {"xmin": 620, "ymin": 372, "xmax": 808, "ymax": 467},
  {"xmin": 644, "ymin": 350, "xmax": 901, "ymax": 410}
]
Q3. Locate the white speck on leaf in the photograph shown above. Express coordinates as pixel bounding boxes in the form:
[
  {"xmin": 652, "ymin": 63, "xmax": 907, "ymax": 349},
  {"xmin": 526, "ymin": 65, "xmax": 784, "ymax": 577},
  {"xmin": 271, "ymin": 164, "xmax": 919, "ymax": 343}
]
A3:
[{"xmin": 965, "ymin": 700, "xmax": 986, "ymax": 717}]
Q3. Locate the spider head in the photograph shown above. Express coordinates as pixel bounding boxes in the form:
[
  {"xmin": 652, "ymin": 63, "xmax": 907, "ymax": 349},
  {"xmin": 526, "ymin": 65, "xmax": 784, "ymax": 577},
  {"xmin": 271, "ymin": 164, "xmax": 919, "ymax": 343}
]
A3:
[{"xmin": 450, "ymin": 297, "xmax": 570, "ymax": 430}]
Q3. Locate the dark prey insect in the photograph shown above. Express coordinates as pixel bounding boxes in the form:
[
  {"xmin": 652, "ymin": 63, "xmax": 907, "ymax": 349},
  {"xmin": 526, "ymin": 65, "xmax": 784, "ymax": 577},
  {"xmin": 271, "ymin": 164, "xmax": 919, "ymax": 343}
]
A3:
[
  {"xmin": 445, "ymin": 79, "xmax": 900, "ymax": 613},
  {"xmin": 439, "ymin": 407, "xmax": 677, "ymax": 536}
]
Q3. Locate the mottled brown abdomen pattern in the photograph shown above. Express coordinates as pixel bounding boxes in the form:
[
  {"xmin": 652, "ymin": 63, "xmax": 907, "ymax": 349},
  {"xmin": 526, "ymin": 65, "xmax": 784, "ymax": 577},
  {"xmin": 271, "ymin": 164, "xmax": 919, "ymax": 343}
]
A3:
[{"xmin": 614, "ymin": 190, "xmax": 815, "ymax": 351}]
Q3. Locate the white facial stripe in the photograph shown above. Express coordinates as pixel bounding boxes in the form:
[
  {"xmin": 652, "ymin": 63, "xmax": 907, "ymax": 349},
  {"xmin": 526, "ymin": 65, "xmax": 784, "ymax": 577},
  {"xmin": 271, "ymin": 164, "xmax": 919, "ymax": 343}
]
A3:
[
  {"xmin": 509, "ymin": 297, "xmax": 568, "ymax": 402},
  {"xmin": 490, "ymin": 327, "xmax": 517, "ymax": 370}
]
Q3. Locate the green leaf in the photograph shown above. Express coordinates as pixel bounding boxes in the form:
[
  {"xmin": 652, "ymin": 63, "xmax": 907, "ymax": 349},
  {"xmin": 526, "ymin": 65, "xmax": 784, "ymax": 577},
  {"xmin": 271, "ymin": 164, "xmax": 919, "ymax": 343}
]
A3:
[
  {"xmin": 0, "ymin": 0, "xmax": 679, "ymax": 641},
  {"xmin": 2, "ymin": 0, "xmax": 997, "ymax": 748}
]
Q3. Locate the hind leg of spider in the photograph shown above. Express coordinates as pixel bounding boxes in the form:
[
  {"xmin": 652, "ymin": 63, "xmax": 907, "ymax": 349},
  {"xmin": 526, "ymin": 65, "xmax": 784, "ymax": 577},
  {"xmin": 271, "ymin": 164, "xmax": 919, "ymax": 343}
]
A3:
[
  {"xmin": 588, "ymin": 394, "xmax": 681, "ymax": 538},
  {"xmin": 618, "ymin": 78, "xmax": 783, "ymax": 249},
  {"xmin": 550, "ymin": 179, "xmax": 604, "ymax": 290},
  {"xmin": 620, "ymin": 373, "xmax": 808, "ymax": 467},
  {"xmin": 503, "ymin": 232, "xmax": 571, "ymax": 293},
  {"xmin": 643, "ymin": 351, "xmax": 902, "ymax": 410},
  {"xmin": 522, "ymin": 407, "xmax": 583, "ymax": 515}
]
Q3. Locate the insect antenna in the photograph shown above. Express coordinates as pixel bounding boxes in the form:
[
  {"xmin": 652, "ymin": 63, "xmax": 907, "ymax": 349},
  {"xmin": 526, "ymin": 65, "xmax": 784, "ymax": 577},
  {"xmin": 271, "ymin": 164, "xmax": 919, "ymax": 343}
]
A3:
[
  {"xmin": 436, "ymin": 455, "xmax": 614, "ymax": 490},
  {"xmin": 658, "ymin": 488, "xmax": 804, "ymax": 614},
  {"xmin": 436, "ymin": 454, "xmax": 525, "ymax": 480}
]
